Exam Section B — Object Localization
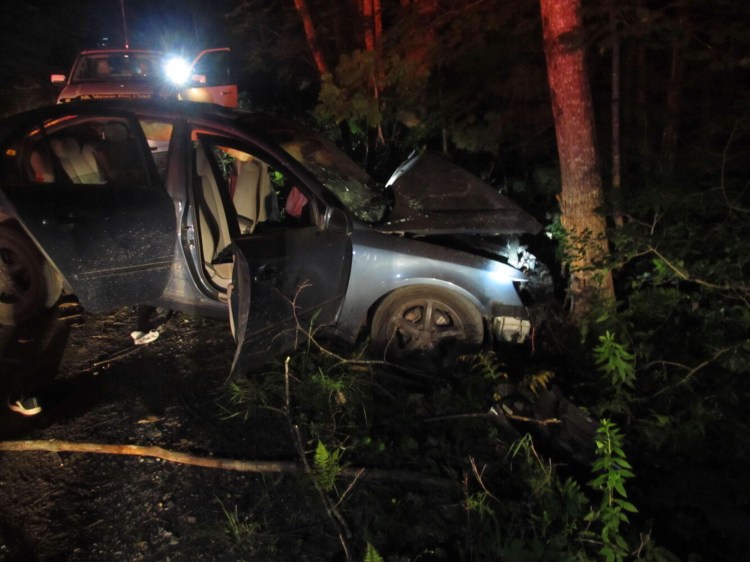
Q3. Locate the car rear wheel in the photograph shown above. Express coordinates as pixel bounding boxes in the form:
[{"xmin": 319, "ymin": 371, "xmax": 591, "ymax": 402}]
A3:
[
  {"xmin": 371, "ymin": 286, "xmax": 485, "ymax": 372},
  {"xmin": 0, "ymin": 225, "xmax": 62, "ymax": 326}
]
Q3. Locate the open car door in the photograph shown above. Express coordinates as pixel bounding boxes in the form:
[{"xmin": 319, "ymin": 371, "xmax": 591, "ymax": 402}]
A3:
[
  {"xmin": 0, "ymin": 109, "xmax": 176, "ymax": 312},
  {"xmin": 180, "ymin": 130, "xmax": 352, "ymax": 377},
  {"xmin": 227, "ymin": 211, "xmax": 353, "ymax": 378},
  {"xmin": 180, "ymin": 48, "xmax": 238, "ymax": 108}
]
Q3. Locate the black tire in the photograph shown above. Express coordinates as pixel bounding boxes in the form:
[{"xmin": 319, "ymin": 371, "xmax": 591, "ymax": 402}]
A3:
[
  {"xmin": 371, "ymin": 286, "xmax": 485, "ymax": 372},
  {"xmin": 0, "ymin": 225, "xmax": 61, "ymax": 325}
]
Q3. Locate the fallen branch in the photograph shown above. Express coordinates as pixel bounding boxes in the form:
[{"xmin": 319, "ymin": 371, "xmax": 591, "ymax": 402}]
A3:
[
  {"xmin": 0, "ymin": 440, "xmax": 302, "ymax": 473},
  {"xmin": 425, "ymin": 410, "xmax": 561, "ymax": 426},
  {"xmin": 0, "ymin": 439, "xmax": 454, "ymax": 489}
]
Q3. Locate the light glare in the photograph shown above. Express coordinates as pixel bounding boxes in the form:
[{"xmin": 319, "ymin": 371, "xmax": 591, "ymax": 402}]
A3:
[{"xmin": 163, "ymin": 56, "xmax": 191, "ymax": 85}]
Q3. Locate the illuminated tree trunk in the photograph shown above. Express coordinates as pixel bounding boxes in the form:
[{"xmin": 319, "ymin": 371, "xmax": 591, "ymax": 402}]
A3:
[
  {"xmin": 539, "ymin": 0, "xmax": 615, "ymax": 321},
  {"xmin": 293, "ymin": 0, "xmax": 329, "ymax": 75},
  {"xmin": 361, "ymin": 0, "xmax": 386, "ymax": 160},
  {"xmin": 373, "ymin": 0, "xmax": 382, "ymax": 46},
  {"xmin": 362, "ymin": 0, "xmax": 382, "ymax": 51}
]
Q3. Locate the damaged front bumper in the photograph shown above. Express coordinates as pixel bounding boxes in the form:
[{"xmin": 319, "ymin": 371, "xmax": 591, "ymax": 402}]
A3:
[
  {"xmin": 492, "ymin": 304, "xmax": 531, "ymax": 343},
  {"xmin": 493, "ymin": 315, "xmax": 531, "ymax": 343}
]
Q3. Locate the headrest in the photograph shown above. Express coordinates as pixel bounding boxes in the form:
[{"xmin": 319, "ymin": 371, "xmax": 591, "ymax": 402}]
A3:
[
  {"xmin": 96, "ymin": 59, "xmax": 110, "ymax": 75},
  {"xmin": 103, "ymin": 122, "xmax": 129, "ymax": 143},
  {"xmin": 50, "ymin": 137, "xmax": 80, "ymax": 158}
]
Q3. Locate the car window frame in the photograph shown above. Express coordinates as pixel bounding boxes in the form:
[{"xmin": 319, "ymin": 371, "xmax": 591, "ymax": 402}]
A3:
[
  {"xmin": 2, "ymin": 110, "xmax": 165, "ymax": 193},
  {"xmin": 191, "ymin": 129, "xmax": 323, "ymax": 229}
]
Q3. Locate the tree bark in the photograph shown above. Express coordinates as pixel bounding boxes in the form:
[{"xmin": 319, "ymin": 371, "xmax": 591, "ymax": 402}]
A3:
[
  {"xmin": 293, "ymin": 0, "xmax": 329, "ymax": 76},
  {"xmin": 539, "ymin": 0, "xmax": 615, "ymax": 321},
  {"xmin": 362, "ymin": 0, "xmax": 382, "ymax": 52},
  {"xmin": 373, "ymin": 0, "xmax": 382, "ymax": 46}
]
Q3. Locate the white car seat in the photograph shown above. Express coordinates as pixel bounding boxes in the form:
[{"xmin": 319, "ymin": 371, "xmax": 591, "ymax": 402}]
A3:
[
  {"xmin": 195, "ymin": 145, "xmax": 233, "ymax": 287},
  {"xmin": 50, "ymin": 137, "xmax": 103, "ymax": 184},
  {"xmin": 232, "ymin": 158, "xmax": 275, "ymax": 233}
]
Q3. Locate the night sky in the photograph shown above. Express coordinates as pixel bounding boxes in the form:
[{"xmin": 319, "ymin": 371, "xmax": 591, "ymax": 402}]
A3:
[{"xmin": 1, "ymin": 0, "xmax": 236, "ymax": 76}]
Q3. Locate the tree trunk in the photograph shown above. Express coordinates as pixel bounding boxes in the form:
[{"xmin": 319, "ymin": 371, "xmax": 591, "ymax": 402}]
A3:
[
  {"xmin": 293, "ymin": 0, "xmax": 329, "ymax": 76},
  {"xmin": 373, "ymin": 0, "xmax": 383, "ymax": 45},
  {"xmin": 362, "ymin": 0, "xmax": 382, "ymax": 52},
  {"xmin": 539, "ymin": 0, "xmax": 615, "ymax": 321},
  {"xmin": 660, "ymin": 34, "xmax": 685, "ymax": 177},
  {"xmin": 609, "ymin": 0, "xmax": 624, "ymax": 228},
  {"xmin": 363, "ymin": 0, "xmax": 375, "ymax": 52}
]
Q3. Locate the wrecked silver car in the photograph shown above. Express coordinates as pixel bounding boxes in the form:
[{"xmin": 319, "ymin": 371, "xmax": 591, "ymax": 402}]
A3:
[{"xmin": 0, "ymin": 100, "xmax": 544, "ymax": 374}]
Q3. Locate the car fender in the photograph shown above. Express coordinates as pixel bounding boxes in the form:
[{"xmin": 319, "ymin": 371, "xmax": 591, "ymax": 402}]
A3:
[
  {"xmin": 333, "ymin": 228, "xmax": 528, "ymax": 342},
  {"xmin": 369, "ymin": 277, "xmax": 485, "ymax": 317}
]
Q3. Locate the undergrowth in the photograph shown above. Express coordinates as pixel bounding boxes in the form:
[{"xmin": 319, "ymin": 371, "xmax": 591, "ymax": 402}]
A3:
[
  {"xmin": 219, "ymin": 341, "xmax": 681, "ymax": 562},
  {"xmin": 216, "ymin": 169, "xmax": 750, "ymax": 560}
]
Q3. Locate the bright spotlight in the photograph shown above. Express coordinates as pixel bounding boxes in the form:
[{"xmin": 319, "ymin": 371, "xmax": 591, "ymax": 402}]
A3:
[{"xmin": 163, "ymin": 56, "xmax": 191, "ymax": 85}]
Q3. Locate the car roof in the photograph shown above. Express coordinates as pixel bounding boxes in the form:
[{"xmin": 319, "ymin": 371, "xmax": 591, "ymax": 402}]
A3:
[
  {"xmin": 5, "ymin": 99, "xmax": 236, "ymax": 122},
  {"xmin": 0, "ymin": 99, "xmax": 299, "ymax": 144},
  {"xmin": 76, "ymin": 49, "xmax": 162, "ymax": 56}
]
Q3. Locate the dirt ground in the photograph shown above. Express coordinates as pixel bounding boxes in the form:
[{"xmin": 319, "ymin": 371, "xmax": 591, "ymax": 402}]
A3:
[
  {"xmin": 0, "ymin": 303, "xmax": 337, "ymax": 561},
  {"xmin": 4, "ymin": 302, "xmax": 750, "ymax": 561}
]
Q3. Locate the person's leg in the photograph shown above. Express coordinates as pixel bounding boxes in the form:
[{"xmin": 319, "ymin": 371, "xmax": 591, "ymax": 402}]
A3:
[
  {"xmin": 8, "ymin": 394, "xmax": 42, "ymax": 416},
  {"xmin": 131, "ymin": 305, "xmax": 160, "ymax": 345},
  {"xmin": 136, "ymin": 305, "xmax": 156, "ymax": 332}
]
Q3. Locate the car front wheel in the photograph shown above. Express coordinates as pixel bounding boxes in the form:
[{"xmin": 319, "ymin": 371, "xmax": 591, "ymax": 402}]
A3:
[
  {"xmin": 371, "ymin": 286, "xmax": 485, "ymax": 372},
  {"xmin": 0, "ymin": 225, "xmax": 62, "ymax": 326}
]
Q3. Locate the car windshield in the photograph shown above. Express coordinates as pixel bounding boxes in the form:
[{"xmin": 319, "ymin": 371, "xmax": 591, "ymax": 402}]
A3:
[
  {"xmin": 71, "ymin": 53, "xmax": 162, "ymax": 83},
  {"xmin": 248, "ymin": 118, "xmax": 389, "ymax": 223}
]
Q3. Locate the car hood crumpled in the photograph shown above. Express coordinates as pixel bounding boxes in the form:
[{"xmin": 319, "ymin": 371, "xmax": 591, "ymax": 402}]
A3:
[{"xmin": 380, "ymin": 151, "xmax": 542, "ymax": 235}]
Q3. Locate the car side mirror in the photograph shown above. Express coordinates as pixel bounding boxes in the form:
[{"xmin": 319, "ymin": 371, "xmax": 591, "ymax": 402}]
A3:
[
  {"xmin": 50, "ymin": 74, "xmax": 66, "ymax": 84},
  {"xmin": 323, "ymin": 207, "xmax": 351, "ymax": 235}
]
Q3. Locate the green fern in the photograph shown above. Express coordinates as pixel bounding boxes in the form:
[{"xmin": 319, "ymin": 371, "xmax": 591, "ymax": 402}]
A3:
[
  {"xmin": 521, "ymin": 369, "xmax": 555, "ymax": 396},
  {"xmin": 469, "ymin": 351, "xmax": 509, "ymax": 382},
  {"xmin": 312, "ymin": 440, "xmax": 343, "ymax": 493},
  {"xmin": 362, "ymin": 542, "xmax": 384, "ymax": 562}
]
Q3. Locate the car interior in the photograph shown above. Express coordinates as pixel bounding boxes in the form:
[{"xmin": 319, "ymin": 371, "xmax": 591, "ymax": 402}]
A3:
[
  {"xmin": 194, "ymin": 143, "xmax": 235, "ymax": 289},
  {"xmin": 49, "ymin": 137, "xmax": 103, "ymax": 184},
  {"xmin": 24, "ymin": 118, "xmax": 152, "ymax": 187},
  {"xmin": 191, "ymin": 135, "xmax": 316, "ymax": 292},
  {"xmin": 13, "ymin": 114, "xmax": 318, "ymax": 300},
  {"xmin": 232, "ymin": 157, "xmax": 276, "ymax": 234}
]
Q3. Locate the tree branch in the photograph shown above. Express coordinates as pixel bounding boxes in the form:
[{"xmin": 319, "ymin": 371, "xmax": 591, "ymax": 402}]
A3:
[
  {"xmin": 648, "ymin": 246, "xmax": 750, "ymax": 293},
  {"xmin": 0, "ymin": 439, "xmax": 453, "ymax": 489},
  {"xmin": 0, "ymin": 440, "xmax": 302, "ymax": 473}
]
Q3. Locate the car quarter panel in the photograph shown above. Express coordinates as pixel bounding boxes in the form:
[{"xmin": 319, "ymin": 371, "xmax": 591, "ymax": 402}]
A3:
[{"xmin": 333, "ymin": 227, "xmax": 528, "ymax": 341}]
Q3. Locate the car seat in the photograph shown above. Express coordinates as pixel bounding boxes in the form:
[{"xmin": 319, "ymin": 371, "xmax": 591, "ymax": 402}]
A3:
[
  {"xmin": 95, "ymin": 59, "xmax": 111, "ymax": 77},
  {"xmin": 50, "ymin": 137, "xmax": 103, "ymax": 184},
  {"xmin": 194, "ymin": 145, "xmax": 233, "ymax": 288},
  {"xmin": 27, "ymin": 148, "xmax": 54, "ymax": 183},
  {"xmin": 94, "ymin": 121, "xmax": 146, "ymax": 184},
  {"xmin": 232, "ymin": 158, "xmax": 276, "ymax": 233}
]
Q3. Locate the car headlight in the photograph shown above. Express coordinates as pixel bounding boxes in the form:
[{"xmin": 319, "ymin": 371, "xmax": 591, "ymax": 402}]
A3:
[{"xmin": 163, "ymin": 56, "xmax": 191, "ymax": 85}]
